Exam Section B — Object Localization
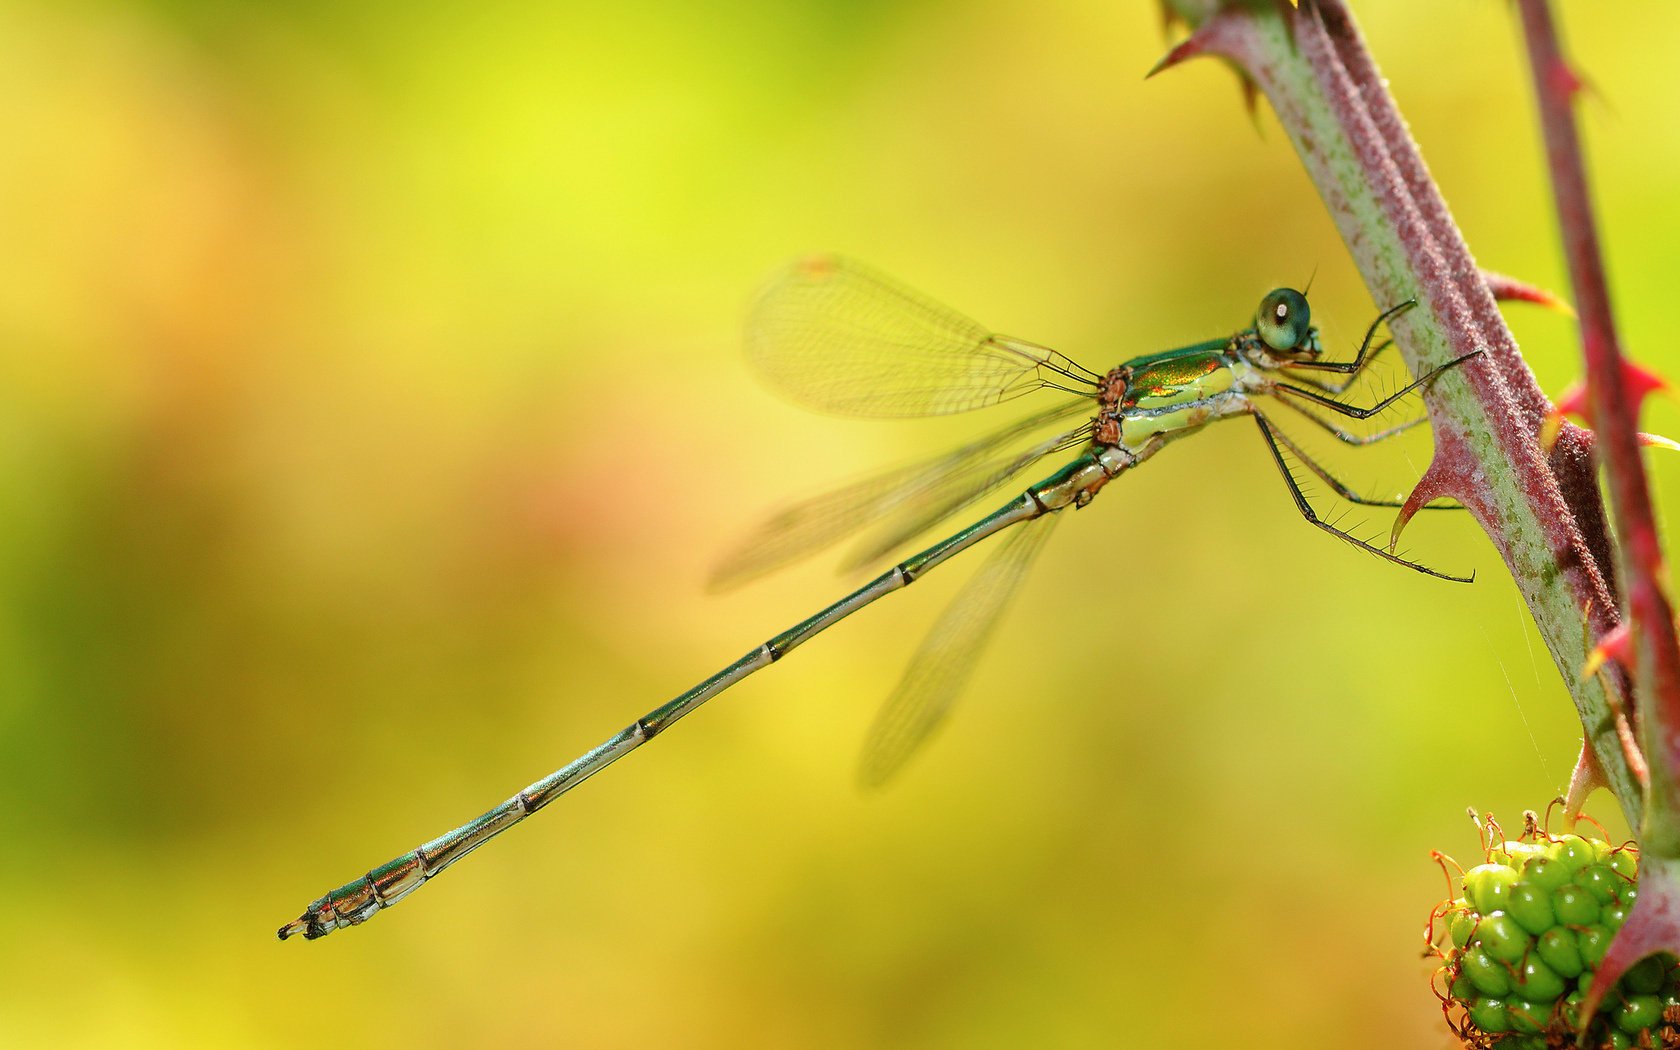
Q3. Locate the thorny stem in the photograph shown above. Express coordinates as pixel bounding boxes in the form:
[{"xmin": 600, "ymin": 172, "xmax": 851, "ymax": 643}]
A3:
[
  {"xmin": 1515, "ymin": 0, "xmax": 1680, "ymax": 1020},
  {"xmin": 1516, "ymin": 0, "xmax": 1680, "ymax": 845},
  {"xmin": 1151, "ymin": 0, "xmax": 1640, "ymax": 826}
]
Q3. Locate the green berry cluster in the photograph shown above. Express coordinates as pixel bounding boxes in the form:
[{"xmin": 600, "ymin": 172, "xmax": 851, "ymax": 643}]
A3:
[{"xmin": 1429, "ymin": 816, "xmax": 1678, "ymax": 1049}]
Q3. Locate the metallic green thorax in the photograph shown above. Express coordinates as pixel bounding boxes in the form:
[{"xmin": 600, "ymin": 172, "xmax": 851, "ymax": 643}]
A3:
[{"xmin": 1094, "ymin": 333, "xmax": 1270, "ymax": 450}]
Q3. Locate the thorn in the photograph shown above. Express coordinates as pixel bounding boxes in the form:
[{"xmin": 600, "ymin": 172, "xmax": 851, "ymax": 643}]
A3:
[
  {"xmin": 1145, "ymin": 32, "xmax": 1210, "ymax": 80},
  {"xmin": 1563, "ymin": 743, "xmax": 1605, "ymax": 824},
  {"xmin": 1623, "ymin": 358, "xmax": 1669, "ymax": 406},
  {"xmin": 1581, "ymin": 621, "xmax": 1632, "ymax": 680},
  {"xmin": 1540, "ymin": 379, "xmax": 1587, "ymax": 453},
  {"xmin": 1543, "ymin": 362, "xmax": 1672, "ymax": 452},
  {"xmin": 1622, "ymin": 714, "xmax": 1649, "ymax": 788},
  {"xmin": 1479, "ymin": 268, "xmax": 1575, "ymax": 317},
  {"xmin": 1639, "ymin": 431, "xmax": 1680, "ymax": 452},
  {"xmin": 1554, "ymin": 378, "xmax": 1590, "ymax": 418},
  {"xmin": 1547, "ymin": 56, "xmax": 1585, "ymax": 100},
  {"xmin": 1145, "ymin": 10, "xmax": 1258, "ymax": 82},
  {"xmin": 1389, "ymin": 458, "xmax": 1454, "ymax": 553}
]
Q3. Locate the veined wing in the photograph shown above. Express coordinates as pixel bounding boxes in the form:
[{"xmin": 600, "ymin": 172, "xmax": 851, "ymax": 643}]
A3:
[
  {"xmin": 710, "ymin": 397, "xmax": 1090, "ymax": 590},
  {"xmin": 843, "ymin": 418, "xmax": 1090, "ymax": 572},
  {"xmin": 747, "ymin": 255, "xmax": 1102, "ymax": 418},
  {"xmin": 858, "ymin": 511, "xmax": 1061, "ymax": 788}
]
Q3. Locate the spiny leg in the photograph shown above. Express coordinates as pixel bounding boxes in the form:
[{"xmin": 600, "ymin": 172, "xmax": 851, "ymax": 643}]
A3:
[
  {"xmin": 1262, "ymin": 416, "xmax": 1461, "ymax": 512},
  {"xmin": 1285, "ymin": 339, "xmax": 1401, "ymax": 396},
  {"xmin": 1278, "ymin": 396, "xmax": 1428, "ymax": 446},
  {"xmin": 1276, "ymin": 344, "xmax": 1469, "ymax": 461},
  {"xmin": 1253, "ymin": 414, "xmax": 1472, "ymax": 582},
  {"xmin": 1276, "ymin": 351, "xmax": 1481, "ymax": 421},
  {"xmin": 1285, "ymin": 299, "xmax": 1417, "ymax": 377}
]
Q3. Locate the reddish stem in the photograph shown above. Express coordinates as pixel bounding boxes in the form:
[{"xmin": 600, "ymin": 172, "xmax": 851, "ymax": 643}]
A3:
[
  {"xmin": 1309, "ymin": 0, "xmax": 1622, "ymax": 635},
  {"xmin": 1516, "ymin": 1, "xmax": 1680, "ymax": 811}
]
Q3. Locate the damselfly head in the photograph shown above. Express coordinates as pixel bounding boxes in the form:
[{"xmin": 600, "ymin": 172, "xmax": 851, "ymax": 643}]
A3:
[{"xmin": 1255, "ymin": 287, "xmax": 1313, "ymax": 354}]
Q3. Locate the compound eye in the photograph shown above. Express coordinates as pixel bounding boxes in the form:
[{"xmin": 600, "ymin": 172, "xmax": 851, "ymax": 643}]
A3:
[{"xmin": 1256, "ymin": 288, "xmax": 1311, "ymax": 351}]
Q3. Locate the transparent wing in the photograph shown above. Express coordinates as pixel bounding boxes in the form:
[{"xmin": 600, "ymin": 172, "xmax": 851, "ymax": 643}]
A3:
[
  {"xmin": 747, "ymin": 255, "xmax": 1102, "ymax": 418},
  {"xmin": 709, "ymin": 460, "xmax": 929, "ymax": 592},
  {"xmin": 843, "ymin": 419, "xmax": 1089, "ymax": 572},
  {"xmin": 710, "ymin": 397, "xmax": 1090, "ymax": 590},
  {"xmin": 858, "ymin": 511, "xmax": 1061, "ymax": 788}
]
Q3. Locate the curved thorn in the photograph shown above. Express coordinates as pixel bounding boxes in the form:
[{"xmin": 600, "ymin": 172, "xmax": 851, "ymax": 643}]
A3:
[
  {"xmin": 1479, "ymin": 268, "xmax": 1575, "ymax": 317},
  {"xmin": 1388, "ymin": 457, "xmax": 1455, "ymax": 554},
  {"xmin": 1144, "ymin": 7, "xmax": 1268, "ymax": 81},
  {"xmin": 1562, "ymin": 743, "xmax": 1605, "ymax": 826},
  {"xmin": 1145, "ymin": 32, "xmax": 1212, "ymax": 80},
  {"xmin": 1581, "ymin": 621, "xmax": 1632, "ymax": 680}
]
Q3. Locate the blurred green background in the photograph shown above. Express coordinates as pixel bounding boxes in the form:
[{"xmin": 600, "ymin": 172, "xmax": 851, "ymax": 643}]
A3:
[{"xmin": 1, "ymin": 1, "xmax": 1675, "ymax": 1046}]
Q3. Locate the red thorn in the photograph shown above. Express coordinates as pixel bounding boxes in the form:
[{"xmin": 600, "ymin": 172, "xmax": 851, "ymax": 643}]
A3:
[
  {"xmin": 1582, "ymin": 621, "xmax": 1632, "ymax": 680},
  {"xmin": 1144, "ymin": 8, "xmax": 1263, "ymax": 81},
  {"xmin": 1547, "ymin": 363, "xmax": 1671, "ymax": 446},
  {"xmin": 1479, "ymin": 268, "xmax": 1575, "ymax": 316},
  {"xmin": 1145, "ymin": 33, "xmax": 1209, "ymax": 80},
  {"xmin": 1388, "ymin": 459, "xmax": 1453, "ymax": 554},
  {"xmin": 1623, "ymin": 358, "xmax": 1668, "ymax": 405},
  {"xmin": 1145, "ymin": 8, "xmax": 1270, "ymax": 84},
  {"xmin": 1547, "ymin": 56, "xmax": 1585, "ymax": 99},
  {"xmin": 1553, "ymin": 378, "xmax": 1589, "ymax": 419},
  {"xmin": 1548, "ymin": 57, "xmax": 1605, "ymax": 110}
]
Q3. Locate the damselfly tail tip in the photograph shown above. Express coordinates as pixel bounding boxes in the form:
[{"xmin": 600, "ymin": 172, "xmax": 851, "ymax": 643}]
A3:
[
  {"xmin": 277, "ymin": 907, "xmax": 332, "ymax": 942},
  {"xmin": 277, "ymin": 916, "xmax": 309, "ymax": 941}
]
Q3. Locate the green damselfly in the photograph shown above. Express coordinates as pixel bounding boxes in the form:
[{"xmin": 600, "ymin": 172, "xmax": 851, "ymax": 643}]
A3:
[{"xmin": 279, "ymin": 255, "xmax": 1473, "ymax": 941}]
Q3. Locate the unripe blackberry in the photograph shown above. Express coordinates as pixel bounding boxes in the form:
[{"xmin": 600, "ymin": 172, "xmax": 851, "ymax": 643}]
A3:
[{"xmin": 1427, "ymin": 811, "xmax": 1680, "ymax": 1049}]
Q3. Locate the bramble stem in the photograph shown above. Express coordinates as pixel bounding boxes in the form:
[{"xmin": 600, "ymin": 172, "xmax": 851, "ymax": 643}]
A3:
[
  {"xmin": 1514, "ymin": 0, "xmax": 1680, "ymax": 1019},
  {"xmin": 1153, "ymin": 0, "xmax": 1638, "ymax": 826},
  {"xmin": 1515, "ymin": 0, "xmax": 1680, "ymax": 847}
]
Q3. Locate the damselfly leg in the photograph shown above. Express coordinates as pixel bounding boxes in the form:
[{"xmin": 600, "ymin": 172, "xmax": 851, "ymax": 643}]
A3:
[
  {"xmin": 1253, "ymin": 409, "xmax": 1473, "ymax": 582},
  {"xmin": 1276, "ymin": 351, "xmax": 1483, "ymax": 421}
]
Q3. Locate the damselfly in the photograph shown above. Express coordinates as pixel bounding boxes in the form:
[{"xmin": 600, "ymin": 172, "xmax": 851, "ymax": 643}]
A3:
[{"xmin": 279, "ymin": 255, "xmax": 1473, "ymax": 941}]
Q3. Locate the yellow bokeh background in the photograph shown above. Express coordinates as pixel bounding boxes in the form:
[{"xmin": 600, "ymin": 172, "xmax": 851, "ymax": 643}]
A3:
[{"xmin": 1, "ymin": 1, "xmax": 1675, "ymax": 1046}]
